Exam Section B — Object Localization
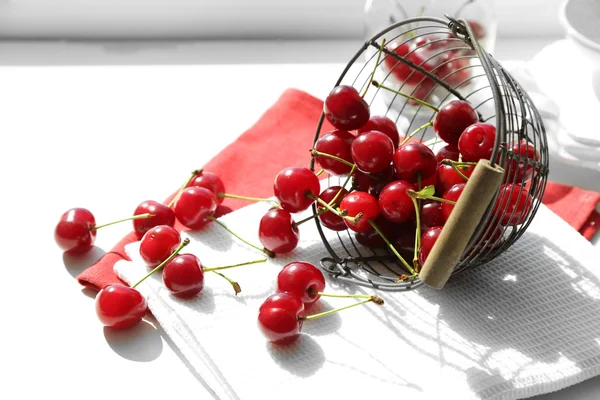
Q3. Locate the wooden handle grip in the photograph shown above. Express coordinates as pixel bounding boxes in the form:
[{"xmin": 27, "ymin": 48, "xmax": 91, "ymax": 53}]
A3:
[{"xmin": 418, "ymin": 159, "xmax": 505, "ymax": 289}]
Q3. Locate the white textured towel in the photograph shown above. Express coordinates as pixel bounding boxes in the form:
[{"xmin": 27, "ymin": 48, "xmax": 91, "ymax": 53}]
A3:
[{"xmin": 115, "ymin": 189, "xmax": 600, "ymax": 400}]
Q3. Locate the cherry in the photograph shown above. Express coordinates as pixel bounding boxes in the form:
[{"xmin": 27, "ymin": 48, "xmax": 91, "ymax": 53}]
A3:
[
  {"xmin": 174, "ymin": 187, "xmax": 218, "ymax": 230},
  {"xmin": 339, "ymin": 192, "xmax": 380, "ymax": 232},
  {"xmin": 277, "ymin": 262, "xmax": 325, "ymax": 307},
  {"xmin": 187, "ymin": 172, "xmax": 226, "ymax": 204},
  {"xmin": 357, "ymin": 115, "xmax": 400, "ymax": 149},
  {"xmin": 318, "ymin": 186, "xmax": 348, "ymax": 231},
  {"xmin": 441, "ymin": 183, "xmax": 466, "ymax": 221},
  {"xmin": 133, "ymin": 200, "xmax": 176, "ymax": 240},
  {"xmin": 435, "ymin": 144, "xmax": 460, "ymax": 163},
  {"xmin": 503, "ymin": 140, "xmax": 540, "ymax": 183},
  {"xmin": 378, "ymin": 180, "xmax": 415, "ymax": 224},
  {"xmin": 273, "ymin": 167, "xmax": 320, "ymax": 213},
  {"xmin": 162, "ymin": 254, "xmax": 205, "ymax": 299},
  {"xmin": 392, "ymin": 221, "xmax": 417, "ymax": 254},
  {"xmin": 384, "ymin": 41, "xmax": 433, "ymax": 85},
  {"xmin": 421, "ymin": 200, "xmax": 445, "ymax": 230},
  {"xmin": 54, "ymin": 208, "xmax": 96, "ymax": 254},
  {"xmin": 434, "ymin": 53, "xmax": 472, "ymax": 87},
  {"xmin": 355, "ymin": 215, "xmax": 396, "ymax": 248},
  {"xmin": 492, "ymin": 184, "xmax": 532, "ymax": 226},
  {"xmin": 314, "ymin": 130, "xmax": 355, "ymax": 175},
  {"xmin": 418, "ymin": 226, "xmax": 443, "ymax": 266},
  {"xmin": 139, "ymin": 225, "xmax": 181, "ymax": 266},
  {"xmin": 258, "ymin": 208, "xmax": 300, "ymax": 254},
  {"xmin": 437, "ymin": 163, "xmax": 475, "ymax": 193},
  {"xmin": 351, "ymin": 131, "xmax": 394, "ymax": 174},
  {"xmin": 467, "ymin": 20, "xmax": 487, "ymax": 40},
  {"xmin": 258, "ymin": 292, "xmax": 304, "ymax": 345},
  {"xmin": 95, "ymin": 284, "xmax": 148, "ymax": 330},
  {"xmin": 458, "ymin": 123, "xmax": 496, "ymax": 162},
  {"xmin": 433, "ymin": 100, "xmax": 478, "ymax": 147},
  {"xmin": 324, "ymin": 85, "xmax": 370, "ymax": 131},
  {"xmin": 393, "ymin": 142, "xmax": 437, "ymax": 183}
]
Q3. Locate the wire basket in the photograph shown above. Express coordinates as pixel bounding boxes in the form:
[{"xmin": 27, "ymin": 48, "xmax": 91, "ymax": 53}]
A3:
[{"xmin": 309, "ymin": 16, "xmax": 549, "ymax": 291}]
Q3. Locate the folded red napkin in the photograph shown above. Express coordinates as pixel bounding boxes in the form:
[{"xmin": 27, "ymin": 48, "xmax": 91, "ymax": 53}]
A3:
[{"xmin": 77, "ymin": 89, "xmax": 600, "ymax": 291}]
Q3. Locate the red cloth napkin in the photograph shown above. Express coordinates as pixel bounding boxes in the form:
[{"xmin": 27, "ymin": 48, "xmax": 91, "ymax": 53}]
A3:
[{"xmin": 77, "ymin": 89, "xmax": 600, "ymax": 291}]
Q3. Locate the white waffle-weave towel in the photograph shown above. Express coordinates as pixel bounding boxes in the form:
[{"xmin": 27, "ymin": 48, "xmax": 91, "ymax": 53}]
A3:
[{"xmin": 115, "ymin": 188, "xmax": 600, "ymax": 400}]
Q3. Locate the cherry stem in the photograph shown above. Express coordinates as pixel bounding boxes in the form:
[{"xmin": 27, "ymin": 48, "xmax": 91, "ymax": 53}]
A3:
[
  {"xmin": 368, "ymin": 219, "xmax": 416, "ymax": 275},
  {"xmin": 449, "ymin": 164, "xmax": 470, "ymax": 181},
  {"xmin": 168, "ymin": 168, "xmax": 203, "ymax": 208},
  {"xmin": 328, "ymin": 164, "xmax": 357, "ymax": 206},
  {"xmin": 315, "ymin": 169, "xmax": 326, "ymax": 177},
  {"xmin": 308, "ymin": 194, "xmax": 364, "ymax": 225},
  {"xmin": 217, "ymin": 193, "xmax": 279, "ymax": 206},
  {"xmin": 310, "ymin": 149, "xmax": 355, "ymax": 168},
  {"xmin": 414, "ymin": 173, "xmax": 422, "ymax": 269},
  {"xmin": 132, "ymin": 238, "xmax": 190, "ymax": 289},
  {"xmin": 361, "ymin": 38, "xmax": 386, "ymax": 98},
  {"xmin": 292, "ymin": 208, "xmax": 328, "ymax": 228},
  {"xmin": 407, "ymin": 189, "xmax": 456, "ymax": 205},
  {"xmin": 299, "ymin": 296, "xmax": 384, "ymax": 321},
  {"xmin": 371, "ymin": 81, "xmax": 440, "ymax": 113},
  {"xmin": 90, "ymin": 213, "xmax": 154, "ymax": 231},
  {"xmin": 400, "ymin": 120, "xmax": 434, "ymax": 146},
  {"xmin": 441, "ymin": 159, "xmax": 477, "ymax": 166},
  {"xmin": 203, "ymin": 258, "xmax": 267, "ymax": 272},
  {"xmin": 210, "ymin": 271, "xmax": 241, "ymax": 295},
  {"xmin": 206, "ymin": 215, "xmax": 276, "ymax": 258},
  {"xmin": 308, "ymin": 288, "xmax": 373, "ymax": 300}
]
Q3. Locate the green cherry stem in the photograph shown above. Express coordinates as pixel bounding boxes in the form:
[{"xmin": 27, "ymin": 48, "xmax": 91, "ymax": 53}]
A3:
[
  {"xmin": 410, "ymin": 196, "xmax": 422, "ymax": 270},
  {"xmin": 400, "ymin": 120, "xmax": 434, "ymax": 146},
  {"xmin": 210, "ymin": 271, "xmax": 241, "ymax": 295},
  {"xmin": 132, "ymin": 238, "xmax": 190, "ymax": 289},
  {"xmin": 308, "ymin": 193, "xmax": 364, "ymax": 225},
  {"xmin": 449, "ymin": 164, "xmax": 470, "ymax": 181},
  {"xmin": 440, "ymin": 159, "xmax": 477, "ymax": 166},
  {"xmin": 203, "ymin": 258, "xmax": 267, "ymax": 272},
  {"xmin": 407, "ymin": 189, "xmax": 456, "ymax": 205},
  {"xmin": 90, "ymin": 213, "xmax": 154, "ymax": 231},
  {"xmin": 299, "ymin": 296, "xmax": 384, "ymax": 321},
  {"xmin": 328, "ymin": 164, "xmax": 357, "ymax": 206},
  {"xmin": 371, "ymin": 81, "xmax": 440, "ymax": 113},
  {"xmin": 308, "ymin": 289, "xmax": 377, "ymax": 301},
  {"xmin": 368, "ymin": 219, "xmax": 416, "ymax": 275},
  {"xmin": 168, "ymin": 168, "xmax": 203, "ymax": 208},
  {"xmin": 310, "ymin": 149, "xmax": 356, "ymax": 169},
  {"xmin": 292, "ymin": 208, "xmax": 328, "ymax": 228},
  {"xmin": 217, "ymin": 193, "xmax": 279, "ymax": 206},
  {"xmin": 362, "ymin": 38, "xmax": 386, "ymax": 98},
  {"xmin": 206, "ymin": 216, "xmax": 276, "ymax": 258},
  {"xmin": 315, "ymin": 169, "xmax": 326, "ymax": 177}
]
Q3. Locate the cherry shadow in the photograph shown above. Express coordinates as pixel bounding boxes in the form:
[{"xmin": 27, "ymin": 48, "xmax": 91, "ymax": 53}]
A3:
[
  {"xmin": 62, "ymin": 246, "xmax": 106, "ymax": 279},
  {"xmin": 266, "ymin": 334, "xmax": 326, "ymax": 378},
  {"xmin": 103, "ymin": 319, "xmax": 163, "ymax": 362}
]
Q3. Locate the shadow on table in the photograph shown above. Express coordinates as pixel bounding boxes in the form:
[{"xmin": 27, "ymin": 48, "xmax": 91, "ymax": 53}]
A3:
[
  {"xmin": 62, "ymin": 245, "xmax": 106, "ymax": 279},
  {"xmin": 103, "ymin": 320, "xmax": 163, "ymax": 362}
]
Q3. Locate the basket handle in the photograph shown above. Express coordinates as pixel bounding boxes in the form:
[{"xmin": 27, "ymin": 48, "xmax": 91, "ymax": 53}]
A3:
[{"xmin": 418, "ymin": 159, "xmax": 504, "ymax": 288}]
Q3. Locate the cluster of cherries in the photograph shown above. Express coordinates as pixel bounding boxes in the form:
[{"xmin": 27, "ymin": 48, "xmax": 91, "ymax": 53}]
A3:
[{"xmin": 258, "ymin": 261, "xmax": 383, "ymax": 345}]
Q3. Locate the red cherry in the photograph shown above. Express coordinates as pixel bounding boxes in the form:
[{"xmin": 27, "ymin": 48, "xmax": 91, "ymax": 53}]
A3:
[
  {"xmin": 393, "ymin": 142, "xmax": 437, "ymax": 183},
  {"xmin": 433, "ymin": 100, "xmax": 478, "ymax": 147},
  {"xmin": 174, "ymin": 187, "xmax": 218, "ymax": 230},
  {"xmin": 258, "ymin": 292, "xmax": 304, "ymax": 344},
  {"xmin": 418, "ymin": 226, "xmax": 443, "ymax": 265},
  {"xmin": 324, "ymin": 85, "xmax": 370, "ymax": 131},
  {"xmin": 133, "ymin": 200, "xmax": 176, "ymax": 240},
  {"xmin": 458, "ymin": 123, "xmax": 496, "ymax": 162},
  {"xmin": 437, "ymin": 164, "xmax": 475, "ymax": 193},
  {"xmin": 503, "ymin": 140, "xmax": 540, "ymax": 183},
  {"xmin": 139, "ymin": 225, "xmax": 181, "ymax": 266},
  {"xmin": 162, "ymin": 254, "xmax": 205, "ymax": 299},
  {"xmin": 492, "ymin": 184, "xmax": 532, "ymax": 226},
  {"xmin": 273, "ymin": 167, "xmax": 320, "ymax": 213},
  {"xmin": 435, "ymin": 144, "xmax": 460, "ymax": 163},
  {"xmin": 95, "ymin": 284, "xmax": 147, "ymax": 330},
  {"xmin": 351, "ymin": 131, "xmax": 395, "ymax": 174},
  {"xmin": 314, "ymin": 130, "xmax": 355, "ymax": 175},
  {"xmin": 378, "ymin": 180, "xmax": 415, "ymax": 224},
  {"xmin": 384, "ymin": 42, "xmax": 433, "ymax": 85},
  {"xmin": 277, "ymin": 262, "xmax": 325, "ymax": 307},
  {"xmin": 357, "ymin": 116, "xmax": 400, "ymax": 149},
  {"xmin": 318, "ymin": 186, "xmax": 348, "ymax": 231},
  {"xmin": 188, "ymin": 172, "xmax": 225, "ymax": 204},
  {"xmin": 434, "ymin": 53, "xmax": 472, "ymax": 87},
  {"xmin": 421, "ymin": 200, "xmax": 445, "ymax": 230},
  {"xmin": 466, "ymin": 20, "xmax": 487, "ymax": 40},
  {"xmin": 54, "ymin": 208, "xmax": 96, "ymax": 254},
  {"xmin": 355, "ymin": 215, "xmax": 396, "ymax": 248},
  {"xmin": 339, "ymin": 192, "xmax": 380, "ymax": 233},
  {"xmin": 441, "ymin": 183, "xmax": 466, "ymax": 221},
  {"xmin": 258, "ymin": 208, "xmax": 300, "ymax": 254}
]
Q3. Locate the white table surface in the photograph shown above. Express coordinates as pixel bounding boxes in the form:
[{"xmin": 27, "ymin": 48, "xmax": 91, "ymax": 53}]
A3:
[{"xmin": 1, "ymin": 37, "xmax": 599, "ymax": 400}]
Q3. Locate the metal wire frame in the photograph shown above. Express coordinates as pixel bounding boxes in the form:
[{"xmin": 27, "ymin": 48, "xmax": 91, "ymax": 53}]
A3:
[{"xmin": 308, "ymin": 15, "xmax": 549, "ymax": 290}]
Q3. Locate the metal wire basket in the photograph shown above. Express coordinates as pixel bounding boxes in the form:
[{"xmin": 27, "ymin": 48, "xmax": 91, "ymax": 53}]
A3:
[{"xmin": 309, "ymin": 16, "xmax": 549, "ymax": 291}]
